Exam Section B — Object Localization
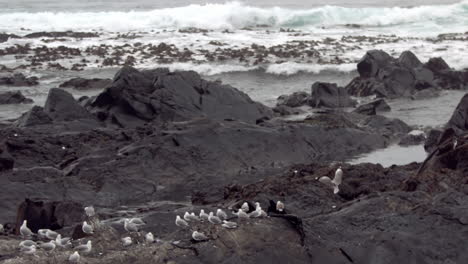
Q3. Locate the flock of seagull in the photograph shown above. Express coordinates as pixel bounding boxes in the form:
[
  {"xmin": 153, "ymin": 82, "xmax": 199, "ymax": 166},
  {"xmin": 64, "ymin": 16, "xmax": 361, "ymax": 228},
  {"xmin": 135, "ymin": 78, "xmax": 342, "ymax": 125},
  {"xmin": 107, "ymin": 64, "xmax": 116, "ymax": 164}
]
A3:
[
  {"xmin": 8, "ymin": 167, "xmax": 344, "ymax": 262},
  {"xmin": 15, "ymin": 206, "xmax": 150, "ymax": 263},
  {"xmin": 175, "ymin": 200, "xmax": 280, "ymax": 241}
]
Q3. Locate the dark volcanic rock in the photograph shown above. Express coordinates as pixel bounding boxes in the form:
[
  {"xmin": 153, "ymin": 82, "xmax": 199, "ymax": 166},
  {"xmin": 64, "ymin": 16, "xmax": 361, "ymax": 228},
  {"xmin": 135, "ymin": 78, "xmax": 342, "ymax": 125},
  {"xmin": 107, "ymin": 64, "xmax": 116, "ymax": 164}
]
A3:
[
  {"xmin": 59, "ymin": 77, "xmax": 112, "ymax": 90},
  {"xmin": 347, "ymin": 50, "xmax": 468, "ymax": 98},
  {"xmin": 15, "ymin": 198, "xmax": 83, "ymax": 234},
  {"xmin": 0, "ymin": 73, "xmax": 38, "ymax": 86},
  {"xmin": 0, "ymin": 145, "xmax": 14, "ymax": 172},
  {"xmin": 424, "ymin": 129, "xmax": 442, "ymax": 153},
  {"xmin": 44, "ymin": 88, "xmax": 95, "ymax": 122},
  {"xmin": 0, "ymin": 33, "xmax": 20, "ymax": 43},
  {"xmin": 0, "ymin": 91, "xmax": 33, "ymax": 104},
  {"xmin": 309, "ymin": 82, "xmax": 356, "ymax": 108},
  {"xmin": 399, "ymin": 133, "xmax": 426, "ymax": 146},
  {"xmin": 90, "ymin": 66, "xmax": 273, "ymax": 127},
  {"xmin": 15, "ymin": 106, "xmax": 52, "ymax": 127},
  {"xmin": 446, "ymin": 93, "xmax": 468, "ymax": 134},
  {"xmin": 276, "ymin": 91, "xmax": 309, "ymax": 108},
  {"xmin": 353, "ymin": 99, "xmax": 391, "ymax": 115}
]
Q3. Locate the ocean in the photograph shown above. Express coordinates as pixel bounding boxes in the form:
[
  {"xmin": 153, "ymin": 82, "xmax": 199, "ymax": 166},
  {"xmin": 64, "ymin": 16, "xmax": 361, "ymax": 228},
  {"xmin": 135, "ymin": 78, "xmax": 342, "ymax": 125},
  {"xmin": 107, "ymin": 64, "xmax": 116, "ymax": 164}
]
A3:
[{"xmin": 0, "ymin": 0, "xmax": 467, "ymax": 165}]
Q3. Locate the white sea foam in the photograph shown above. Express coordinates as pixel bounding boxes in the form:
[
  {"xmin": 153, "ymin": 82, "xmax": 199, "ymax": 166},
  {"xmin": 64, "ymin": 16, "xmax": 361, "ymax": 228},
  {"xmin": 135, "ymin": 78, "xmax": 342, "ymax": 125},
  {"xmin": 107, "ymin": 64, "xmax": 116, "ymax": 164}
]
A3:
[
  {"xmin": 0, "ymin": 1, "xmax": 466, "ymax": 36},
  {"xmin": 265, "ymin": 62, "xmax": 356, "ymax": 75}
]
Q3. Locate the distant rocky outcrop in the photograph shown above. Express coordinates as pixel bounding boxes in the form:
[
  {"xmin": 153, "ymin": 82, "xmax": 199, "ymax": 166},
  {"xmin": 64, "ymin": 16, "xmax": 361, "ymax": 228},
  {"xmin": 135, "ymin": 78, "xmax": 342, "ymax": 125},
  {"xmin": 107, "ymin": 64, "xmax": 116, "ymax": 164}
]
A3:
[
  {"xmin": 0, "ymin": 73, "xmax": 38, "ymax": 86},
  {"xmin": 0, "ymin": 91, "xmax": 33, "ymax": 104},
  {"xmin": 346, "ymin": 50, "xmax": 468, "ymax": 98},
  {"xmin": 59, "ymin": 77, "xmax": 112, "ymax": 90}
]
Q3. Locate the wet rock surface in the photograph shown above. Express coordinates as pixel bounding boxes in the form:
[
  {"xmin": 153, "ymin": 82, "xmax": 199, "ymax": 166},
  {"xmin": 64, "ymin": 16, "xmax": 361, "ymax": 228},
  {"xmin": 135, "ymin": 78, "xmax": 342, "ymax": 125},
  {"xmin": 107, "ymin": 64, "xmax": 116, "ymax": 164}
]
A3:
[
  {"xmin": 0, "ymin": 91, "xmax": 33, "ymax": 105},
  {"xmin": 0, "ymin": 73, "xmax": 38, "ymax": 86},
  {"xmin": 346, "ymin": 50, "xmax": 468, "ymax": 98},
  {"xmin": 352, "ymin": 99, "xmax": 391, "ymax": 115},
  {"xmin": 0, "ymin": 55, "xmax": 467, "ymax": 263},
  {"xmin": 59, "ymin": 77, "xmax": 112, "ymax": 90}
]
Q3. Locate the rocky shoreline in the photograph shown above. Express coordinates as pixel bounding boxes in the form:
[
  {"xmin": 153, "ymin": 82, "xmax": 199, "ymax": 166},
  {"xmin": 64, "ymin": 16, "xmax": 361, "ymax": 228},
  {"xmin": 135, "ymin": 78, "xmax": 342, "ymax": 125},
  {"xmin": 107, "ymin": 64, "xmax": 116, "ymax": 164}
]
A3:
[{"xmin": 0, "ymin": 50, "xmax": 467, "ymax": 264}]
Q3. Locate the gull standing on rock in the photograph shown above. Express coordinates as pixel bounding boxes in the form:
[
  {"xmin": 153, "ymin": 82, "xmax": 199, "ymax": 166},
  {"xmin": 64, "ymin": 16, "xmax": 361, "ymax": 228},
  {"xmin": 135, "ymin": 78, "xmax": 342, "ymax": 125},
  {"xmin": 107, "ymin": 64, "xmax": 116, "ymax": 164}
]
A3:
[
  {"xmin": 46, "ymin": 229, "xmax": 59, "ymax": 240},
  {"xmin": 38, "ymin": 229, "xmax": 48, "ymax": 239},
  {"xmin": 84, "ymin": 206, "xmax": 95, "ymax": 217},
  {"xmin": 19, "ymin": 240, "xmax": 37, "ymax": 248},
  {"xmin": 241, "ymin": 202, "xmax": 249, "ymax": 212},
  {"xmin": 233, "ymin": 209, "xmax": 249, "ymax": 220},
  {"xmin": 222, "ymin": 220, "xmax": 238, "ymax": 229},
  {"xmin": 249, "ymin": 208, "xmax": 262, "ymax": 218},
  {"xmin": 82, "ymin": 221, "xmax": 94, "ymax": 234},
  {"xmin": 184, "ymin": 212, "xmax": 192, "ymax": 222},
  {"xmin": 56, "ymin": 234, "xmax": 72, "ymax": 248},
  {"xmin": 208, "ymin": 212, "xmax": 222, "ymax": 224},
  {"xmin": 175, "ymin": 215, "xmax": 189, "ymax": 228},
  {"xmin": 199, "ymin": 210, "xmax": 209, "ymax": 222},
  {"xmin": 122, "ymin": 236, "xmax": 132, "ymax": 247},
  {"xmin": 189, "ymin": 212, "xmax": 200, "ymax": 221},
  {"xmin": 276, "ymin": 201, "xmax": 285, "ymax": 212},
  {"xmin": 192, "ymin": 231, "xmax": 209, "ymax": 241},
  {"xmin": 20, "ymin": 220, "xmax": 33, "ymax": 238},
  {"xmin": 216, "ymin": 209, "xmax": 228, "ymax": 220},
  {"xmin": 38, "ymin": 240, "xmax": 56, "ymax": 252},
  {"xmin": 69, "ymin": 251, "xmax": 80, "ymax": 263},
  {"xmin": 74, "ymin": 240, "xmax": 92, "ymax": 254},
  {"xmin": 20, "ymin": 245, "xmax": 36, "ymax": 255},
  {"xmin": 145, "ymin": 232, "xmax": 155, "ymax": 243},
  {"xmin": 124, "ymin": 218, "xmax": 140, "ymax": 232},
  {"xmin": 319, "ymin": 166, "xmax": 343, "ymax": 194}
]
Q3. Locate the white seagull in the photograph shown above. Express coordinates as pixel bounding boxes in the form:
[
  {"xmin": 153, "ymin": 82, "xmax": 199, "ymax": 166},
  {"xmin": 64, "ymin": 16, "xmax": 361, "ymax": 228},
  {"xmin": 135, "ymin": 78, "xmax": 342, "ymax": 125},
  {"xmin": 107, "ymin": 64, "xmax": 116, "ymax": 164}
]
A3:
[
  {"xmin": 0, "ymin": 223, "xmax": 3, "ymax": 233},
  {"xmin": 84, "ymin": 206, "xmax": 95, "ymax": 217},
  {"xmin": 233, "ymin": 209, "xmax": 249, "ymax": 220},
  {"xmin": 175, "ymin": 215, "xmax": 189, "ymax": 228},
  {"xmin": 38, "ymin": 240, "xmax": 56, "ymax": 252},
  {"xmin": 319, "ymin": 166, "xmax": 343, "ymax": 194},
  {"xmin": 20, "ymin": 220, "xmax": 33, "ymax": 238},
  {"xmin": 216, "ymin": 209, "xmax": 228, "ymax": 220},
  {"xmin": 19, "ymin": 240, "xmax": 37, "ymax": 248},
  {"xmin": 192, "ymin": 231, "xmax": 209, "ymax": 241},
  {"xmin": 45, "ymin": 229, "xmax": 59, "ymax": 240},
  {"xmin": 122, "ymin": 236, "xmax": 132, "ymax": 247},
  {"xmin": 276, "ymin": 201, "xmax": 285, "ymax": 212},
  {"xmin": 221, "ymin": 220, "xmax": 238, "ymax": 229},
  {"xmin": 199, "ymin": 210, "xmax": 209, "ymax": 222},
  {"xmin": 20, "ymin": 245, "xmax": 36, "ymax": 255},
  {"xmin": 74, "ymin": 240, "xmax": 92, "ymax": 254},
  {"xmin": 82, "ymin": 221, "xmax": 94, "ymax": 234},
  {"xmin": 124, "ymin": 218, "xmax": 140, "ymax": 232},
  {"xmin": 145, "ymin": 232, "xmax": 155, "ymax": 243},
  {"xmin": 69, "ymin": 251, "xmax": 80, "ymax": 263},
  {"xmin": 56, "ymin": 234, "xmax": 72, "ymax": 248},
  {"xmin": 241, "ymin": 202, "xmax": 249, "ymax": 212},
  {"xmin": 184, "ymin": 212, "xmax": 192, "ymax": 222},
  {"xmin": 189, "ymin": 212, "xmax": 200, "ymax": 221},
  {"xmin": 208, "ymin": 212, "xmax": 222, "ymax": 224}
]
